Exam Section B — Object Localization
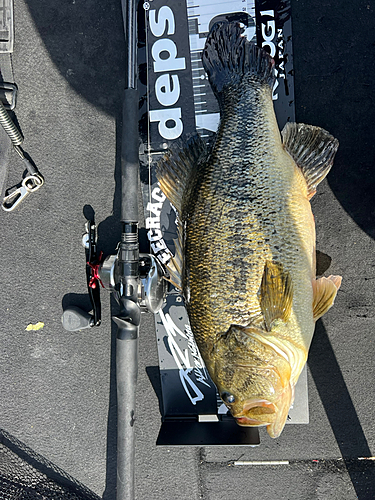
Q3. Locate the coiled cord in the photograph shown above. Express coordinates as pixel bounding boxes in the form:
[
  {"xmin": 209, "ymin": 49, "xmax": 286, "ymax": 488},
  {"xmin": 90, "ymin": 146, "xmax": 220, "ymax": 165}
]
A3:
[{"xmin": 0, "ymin": 100, "xmax": 23, "ymax": 147}]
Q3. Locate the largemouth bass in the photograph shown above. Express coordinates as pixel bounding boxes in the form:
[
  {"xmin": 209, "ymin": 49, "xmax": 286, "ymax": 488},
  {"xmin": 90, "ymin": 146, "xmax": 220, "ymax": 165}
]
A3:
[{"xmin": 156, "ymin": 22, "xmax": 341, "ymax": 438}]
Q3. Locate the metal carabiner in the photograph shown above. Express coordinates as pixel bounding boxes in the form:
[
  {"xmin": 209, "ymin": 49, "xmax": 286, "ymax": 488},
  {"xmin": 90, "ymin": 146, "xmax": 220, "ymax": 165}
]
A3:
[{"xmin": 2, "ymin": 173, "xmax": 44, "ymax": 212}]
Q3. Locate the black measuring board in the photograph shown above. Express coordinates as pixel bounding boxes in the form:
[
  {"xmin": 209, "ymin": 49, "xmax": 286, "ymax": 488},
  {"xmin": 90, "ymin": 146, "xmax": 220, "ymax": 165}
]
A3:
[{"xmin": 138, "ymin": 0, "xmax": 307, "ymax": 446}]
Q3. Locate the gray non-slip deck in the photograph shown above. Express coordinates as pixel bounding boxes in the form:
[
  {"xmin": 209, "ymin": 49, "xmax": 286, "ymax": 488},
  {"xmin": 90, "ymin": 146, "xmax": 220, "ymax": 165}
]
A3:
[{"xmin": 1, "ymin": 0, "xmax": 374, "ymax": 498}]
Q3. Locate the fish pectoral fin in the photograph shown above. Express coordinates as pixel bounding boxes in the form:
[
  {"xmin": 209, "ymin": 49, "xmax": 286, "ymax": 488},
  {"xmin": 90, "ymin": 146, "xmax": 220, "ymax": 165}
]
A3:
[
  {"xmin": 282, "ymin": 123, "xmax": 339, "ymax": 199},
  {"xmin": 259, "ymin": 261, "xmax": 294, "ymax": 331},
  {"xmin": 156, "ymin": 134, "xmax": 207, "ymax": 215},
  {"xmin": 164, "ymin": 256, "xmax": 182, "ymax": 291},
  {"xmin": 312, "ymin": 275, "xmax": 342, "ymax": 321}
]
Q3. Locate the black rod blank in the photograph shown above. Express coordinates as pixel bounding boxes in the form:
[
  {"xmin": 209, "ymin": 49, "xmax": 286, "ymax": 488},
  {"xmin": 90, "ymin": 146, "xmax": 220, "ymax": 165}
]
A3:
[{"xmin": 121, "ymin": 0, "xmax": 137, "ymax": 90}]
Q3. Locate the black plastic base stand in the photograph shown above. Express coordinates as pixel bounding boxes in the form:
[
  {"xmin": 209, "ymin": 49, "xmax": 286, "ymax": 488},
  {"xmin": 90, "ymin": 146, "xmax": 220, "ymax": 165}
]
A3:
[{"xmin": 157, "ymin": 418, "xmax": 260, "ymax": 446}]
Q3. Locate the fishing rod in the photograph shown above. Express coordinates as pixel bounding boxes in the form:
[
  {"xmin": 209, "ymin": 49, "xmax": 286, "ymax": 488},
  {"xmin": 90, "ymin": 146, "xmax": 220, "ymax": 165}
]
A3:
[
  {"xmin": 115, "ymin": 0, "xmax": 141, "ymax": 497},
  {"xmin": 62, "ymin": 0, "xmax": 167, "ymax": 498}
]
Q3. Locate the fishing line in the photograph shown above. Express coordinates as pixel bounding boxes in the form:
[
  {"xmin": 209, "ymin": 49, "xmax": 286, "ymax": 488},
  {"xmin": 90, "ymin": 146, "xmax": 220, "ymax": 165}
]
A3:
[{"xmin": 144, "ymin": 6, "xmax": 152, "ymax": 224}]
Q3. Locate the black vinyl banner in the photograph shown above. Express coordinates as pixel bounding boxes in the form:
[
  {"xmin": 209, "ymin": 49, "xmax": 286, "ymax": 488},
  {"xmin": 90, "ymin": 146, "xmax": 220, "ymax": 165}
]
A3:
[
  {"xmin": 140, "ymin": 0, "xmax": 294, "ymax": 152},
  {"xmin": 145, "ymin": 1, "xmax": 196, "ymax": 150},
  {"xmin": 255, "ymin": 0, "xmax": 294, "ymax": 127}
]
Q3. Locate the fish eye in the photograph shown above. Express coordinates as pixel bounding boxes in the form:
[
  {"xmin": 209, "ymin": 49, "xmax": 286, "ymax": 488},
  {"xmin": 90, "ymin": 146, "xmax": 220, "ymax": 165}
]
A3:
[{"xmin": 221, "ymin": 392, "xmax": 235, "ymax": 404}]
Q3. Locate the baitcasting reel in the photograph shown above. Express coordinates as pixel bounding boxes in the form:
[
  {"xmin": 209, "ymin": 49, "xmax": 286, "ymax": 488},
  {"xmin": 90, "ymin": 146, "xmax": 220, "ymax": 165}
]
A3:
[{"xmin": 61, "ymin": 220, "xmax": 168, "ymax": 331}]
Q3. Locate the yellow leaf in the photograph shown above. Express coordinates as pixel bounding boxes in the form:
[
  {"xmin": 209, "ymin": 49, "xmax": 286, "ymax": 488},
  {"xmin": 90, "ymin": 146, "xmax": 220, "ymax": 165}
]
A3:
[{"xmin": 25, "ymin": 322, "xmax": 45, "ymax": 331}]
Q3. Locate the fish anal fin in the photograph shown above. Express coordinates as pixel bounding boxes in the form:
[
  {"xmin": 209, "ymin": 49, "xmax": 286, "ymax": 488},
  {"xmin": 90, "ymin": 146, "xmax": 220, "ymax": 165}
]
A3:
[
  {"xmin": 156, "ymin": 134, "xmax": 207, "ymax": 215},
  {"xmin": 312, "ymin": 275, "xmax": 342, "ymax": 321},
  {"xmin": 259, "ymin": 261, "xmax": 294, "ymax": 331},
  {"xmin": 282, "ymin": 123, "xmax": 339, "ymax": 198}
]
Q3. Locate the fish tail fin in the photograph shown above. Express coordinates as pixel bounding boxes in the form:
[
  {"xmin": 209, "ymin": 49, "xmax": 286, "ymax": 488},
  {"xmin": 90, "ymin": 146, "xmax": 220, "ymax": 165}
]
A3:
[{"xmin": 202, "ymin": 21, "xmax": 275, "ymax": 101}]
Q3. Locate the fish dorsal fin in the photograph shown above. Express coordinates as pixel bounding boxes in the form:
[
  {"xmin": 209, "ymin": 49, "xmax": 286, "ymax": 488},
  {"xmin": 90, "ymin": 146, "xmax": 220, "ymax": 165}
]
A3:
[
  {"xmin": 312, "ymin": 275, "xmax": 342, "ymax": 321},
  {"xmin": 259, "ymin": 261, "xmax": 294, "ymax": 331},
  {"xmin": 282, "ymin": 123, "xmax": 339, "ymax": 199},
  {"xmin": 156, "ymin": 134, "xmax": 207, "ymax": 215}
]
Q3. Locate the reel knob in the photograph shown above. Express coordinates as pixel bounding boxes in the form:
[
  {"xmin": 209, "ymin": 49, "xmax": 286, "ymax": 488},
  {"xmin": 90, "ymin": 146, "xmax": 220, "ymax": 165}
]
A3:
[{"xmin": 61, "ymin": 306, "xmax": 95, "ymax": 331}]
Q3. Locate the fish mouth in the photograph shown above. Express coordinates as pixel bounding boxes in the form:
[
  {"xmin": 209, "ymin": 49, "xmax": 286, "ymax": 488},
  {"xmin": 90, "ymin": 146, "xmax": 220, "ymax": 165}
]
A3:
[
  {"xmin": 236, "ymin": 416, "xmax": 270, "ymax": 426},
  {"xmin": 234, "ymin": 399, "xmax": 277, "ymax": 427},
  {"xmin": 243, "ymin": 399, "xmax": 277, "ymax": 413}
]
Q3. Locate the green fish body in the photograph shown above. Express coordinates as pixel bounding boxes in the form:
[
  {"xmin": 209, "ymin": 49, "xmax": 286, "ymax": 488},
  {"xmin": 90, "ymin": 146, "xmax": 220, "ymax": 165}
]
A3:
[{"xmin": 157, "ymin": 22, "xmax": 341, "ymax": 438}]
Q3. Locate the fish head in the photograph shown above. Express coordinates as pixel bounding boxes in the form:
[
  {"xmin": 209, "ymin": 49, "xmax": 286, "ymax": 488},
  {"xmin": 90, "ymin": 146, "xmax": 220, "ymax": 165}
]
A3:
[{"xmin": 210, "ymin": 323, "xmax": 293, "ymax": 438}]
